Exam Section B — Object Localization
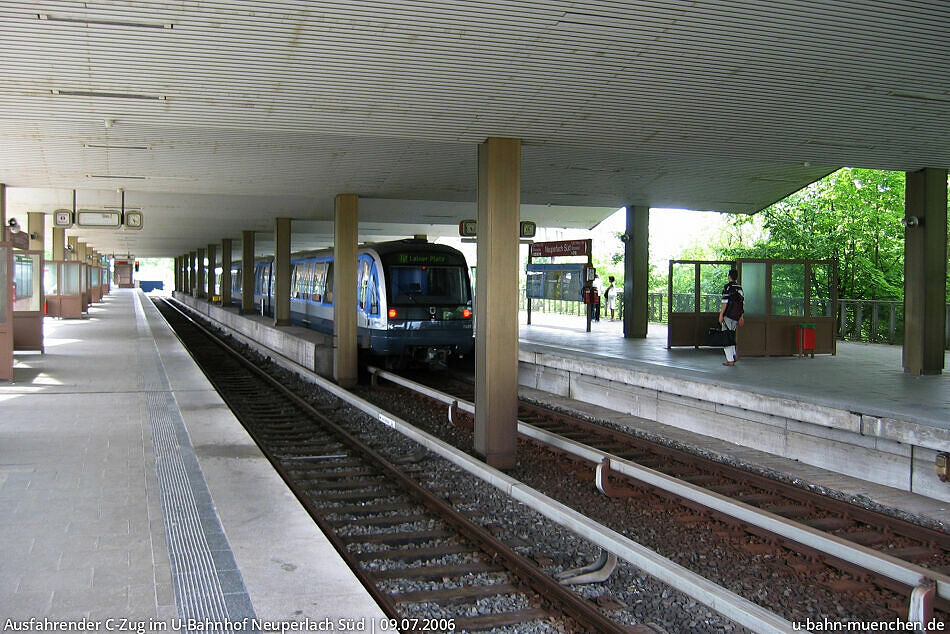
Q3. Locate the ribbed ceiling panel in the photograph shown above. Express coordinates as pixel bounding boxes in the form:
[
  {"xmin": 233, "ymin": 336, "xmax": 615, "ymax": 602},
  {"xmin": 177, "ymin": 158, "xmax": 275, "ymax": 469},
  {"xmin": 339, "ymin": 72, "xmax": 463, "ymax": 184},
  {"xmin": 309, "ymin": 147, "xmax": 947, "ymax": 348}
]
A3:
[{"xmin": 1, "ymin": 1, "xmax": 947, "ymax": 255}]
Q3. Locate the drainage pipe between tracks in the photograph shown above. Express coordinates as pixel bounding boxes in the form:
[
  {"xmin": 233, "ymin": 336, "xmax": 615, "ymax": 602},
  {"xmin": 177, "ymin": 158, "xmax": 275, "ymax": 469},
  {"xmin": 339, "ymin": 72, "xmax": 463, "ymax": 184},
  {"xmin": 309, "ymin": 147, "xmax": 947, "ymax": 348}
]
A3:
[{"xmin": 368, "ymin": 366, "xmax": 950, "ymax": 611}]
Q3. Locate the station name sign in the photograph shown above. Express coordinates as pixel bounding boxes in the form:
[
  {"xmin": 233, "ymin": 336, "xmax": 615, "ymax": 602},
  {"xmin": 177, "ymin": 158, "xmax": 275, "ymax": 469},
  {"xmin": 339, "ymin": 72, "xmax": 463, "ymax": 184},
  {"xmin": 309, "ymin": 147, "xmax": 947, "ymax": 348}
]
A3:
[{"xmin": 530, "ymin": 239, "xmax": 590, "ymax": 258}]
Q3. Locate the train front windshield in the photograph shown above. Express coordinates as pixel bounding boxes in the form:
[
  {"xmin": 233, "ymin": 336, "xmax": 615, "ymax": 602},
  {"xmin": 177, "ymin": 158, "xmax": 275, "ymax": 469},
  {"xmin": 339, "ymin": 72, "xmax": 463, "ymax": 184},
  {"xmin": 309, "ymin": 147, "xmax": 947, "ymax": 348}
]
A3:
[{"xmin": 389, "ymin": 265, "xmax": 469, "ymax": 306}]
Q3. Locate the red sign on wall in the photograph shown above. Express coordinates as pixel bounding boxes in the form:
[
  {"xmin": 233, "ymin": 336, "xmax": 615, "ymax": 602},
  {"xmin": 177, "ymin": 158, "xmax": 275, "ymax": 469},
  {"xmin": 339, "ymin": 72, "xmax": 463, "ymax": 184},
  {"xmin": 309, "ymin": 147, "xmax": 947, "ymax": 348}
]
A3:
[{"xmin": 529, "ymin": 239, "xmax": 590, "ymax": 258}]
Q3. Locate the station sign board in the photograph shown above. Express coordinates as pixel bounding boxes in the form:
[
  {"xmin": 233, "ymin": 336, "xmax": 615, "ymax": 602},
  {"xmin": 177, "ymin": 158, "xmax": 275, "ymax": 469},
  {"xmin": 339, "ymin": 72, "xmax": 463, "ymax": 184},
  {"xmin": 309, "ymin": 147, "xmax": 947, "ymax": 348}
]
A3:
[
  {"xmin": 530, "ymin": 239, "xmax": 590, "ymax": 258},
  {"xmin": 9, "ymin": 231, "xmax": 29, "ymax": 250},
  {"xmin": 77, "ymin": 210, "xmax": 122, "ymax": 228}
]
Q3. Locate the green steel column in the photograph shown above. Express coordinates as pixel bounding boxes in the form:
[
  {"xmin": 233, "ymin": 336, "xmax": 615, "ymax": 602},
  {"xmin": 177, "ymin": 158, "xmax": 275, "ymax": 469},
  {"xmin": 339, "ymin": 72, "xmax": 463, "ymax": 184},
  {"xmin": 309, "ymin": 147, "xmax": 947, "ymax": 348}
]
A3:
[
  {"xmin": 474, "ymin": 137, "xmax": 521, "ymax": 470},
  {"xmin": 903, "ymin": 167, "xmax": 948, "ymax": 375},
  {"xmin": 273, "ymin": 218, "xmax": 292, "ymax": 326},
  {"xmin": 333, "ymin": 195, "xmax": 359, "ymax": 386},
  {"xmin": 221, "ymin": 239, "xmax": 233, "ymax": 307},
  {"xmin": 241, "ymin": 231, "xmax": 254, "ymax": 314},
  {"xmin": 623, "ymin": 205, "xmax": 650, "ymax": 338}
]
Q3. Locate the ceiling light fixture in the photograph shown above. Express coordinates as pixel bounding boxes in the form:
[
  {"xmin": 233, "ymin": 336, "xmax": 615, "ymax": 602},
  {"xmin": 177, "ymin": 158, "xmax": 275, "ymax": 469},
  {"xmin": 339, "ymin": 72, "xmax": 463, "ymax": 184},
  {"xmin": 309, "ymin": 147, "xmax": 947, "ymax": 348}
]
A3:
[
  {"xmin": 83, "ymin": 144, "xmax": 150, "ymax": 150},
  {"xmin": 37, "ymin": 13, "xmax": 173, "ymax": 29},
  {"xmin": 887, "ymin": 90, "xmax": 950, "ymax": 103},
  {"xmin": 86, "ymin": 174, "xmax": 147, "ymax": 180},
  {"xmin": 52, "ymin": 89, "xmax": 166, "ymax": 101}
]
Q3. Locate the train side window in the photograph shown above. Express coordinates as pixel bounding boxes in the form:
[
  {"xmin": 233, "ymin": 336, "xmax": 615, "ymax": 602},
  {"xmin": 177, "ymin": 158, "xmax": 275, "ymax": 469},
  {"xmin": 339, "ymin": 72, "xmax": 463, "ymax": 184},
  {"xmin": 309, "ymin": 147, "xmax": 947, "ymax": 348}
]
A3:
[
  {"xmin": 301, "ymin": 262, "xmax": 313, "ymax": 300},
  {"xmin": 312, "ymin": 262, "xmax": 325, "ymax": 302},
  {"xmin": 324, "ymin": 262, "xmax": 334, "ymax": 304}
]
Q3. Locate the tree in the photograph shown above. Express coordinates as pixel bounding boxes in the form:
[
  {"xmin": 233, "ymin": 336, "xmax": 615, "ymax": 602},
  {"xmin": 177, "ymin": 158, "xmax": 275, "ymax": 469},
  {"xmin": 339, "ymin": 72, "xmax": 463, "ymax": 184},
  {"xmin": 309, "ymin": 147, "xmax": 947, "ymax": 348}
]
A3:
[{"xmin": 718, "ymin": 168, "xmax": 907, "ymax": 301}]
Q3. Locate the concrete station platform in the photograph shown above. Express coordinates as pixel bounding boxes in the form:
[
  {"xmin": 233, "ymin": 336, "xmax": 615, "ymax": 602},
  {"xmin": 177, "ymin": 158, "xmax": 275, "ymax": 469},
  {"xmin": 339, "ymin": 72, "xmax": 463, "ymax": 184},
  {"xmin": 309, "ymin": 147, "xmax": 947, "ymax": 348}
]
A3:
[
  {"xmin": 517, "ymin": 311, "xmax": 950, "ymax": 520},
  {"xmin": 0, "ymin": 289, "xmax": 386, "ymax": 627},
  {"xmin": 172, "ymin": 293, "xmax": 950, "ymax": 527}
]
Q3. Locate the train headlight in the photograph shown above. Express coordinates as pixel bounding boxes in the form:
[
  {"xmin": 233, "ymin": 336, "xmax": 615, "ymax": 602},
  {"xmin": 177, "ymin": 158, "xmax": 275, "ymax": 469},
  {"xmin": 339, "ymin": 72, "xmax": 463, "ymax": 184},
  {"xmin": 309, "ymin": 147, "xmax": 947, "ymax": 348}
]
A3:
[
  {"xmin": 462, "ymin": 308, "xmax": 472, "ymax": 319},
  {"xmin": 388, "ymin": 308, "xmax": 398, "ymax": 319}
]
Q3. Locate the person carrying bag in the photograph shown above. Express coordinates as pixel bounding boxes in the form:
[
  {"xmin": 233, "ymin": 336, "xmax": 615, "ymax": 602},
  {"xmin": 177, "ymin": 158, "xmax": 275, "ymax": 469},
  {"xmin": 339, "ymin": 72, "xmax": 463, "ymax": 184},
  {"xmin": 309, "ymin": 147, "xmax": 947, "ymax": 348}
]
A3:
[{"xmin": 718, "ymin": 268, "xmax": 745, "ymax": 366}]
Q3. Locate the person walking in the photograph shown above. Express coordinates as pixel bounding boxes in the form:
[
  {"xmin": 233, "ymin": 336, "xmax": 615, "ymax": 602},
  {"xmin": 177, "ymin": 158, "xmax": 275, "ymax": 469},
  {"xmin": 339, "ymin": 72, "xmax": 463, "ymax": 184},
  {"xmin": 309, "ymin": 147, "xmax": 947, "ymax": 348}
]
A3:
[{"xmin": 719, "ymin": 268, "xmax": 745, "ymax": 366}]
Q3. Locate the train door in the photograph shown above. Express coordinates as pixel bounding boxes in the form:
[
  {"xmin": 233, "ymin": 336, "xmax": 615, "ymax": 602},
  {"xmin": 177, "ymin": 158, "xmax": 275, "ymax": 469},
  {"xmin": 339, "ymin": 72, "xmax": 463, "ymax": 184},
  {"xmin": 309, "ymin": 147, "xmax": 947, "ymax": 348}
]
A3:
[{"xmin": 357, "ymin": 254, "xmax": 380, "ymax": 329}]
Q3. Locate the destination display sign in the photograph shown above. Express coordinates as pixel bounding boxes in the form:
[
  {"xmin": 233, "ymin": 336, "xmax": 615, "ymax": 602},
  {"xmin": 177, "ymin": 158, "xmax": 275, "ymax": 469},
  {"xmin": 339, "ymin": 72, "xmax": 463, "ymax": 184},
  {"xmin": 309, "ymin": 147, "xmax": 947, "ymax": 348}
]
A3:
[{"xmin": 530, "ymin": 239, "xmax": 590, "ymax": 258}]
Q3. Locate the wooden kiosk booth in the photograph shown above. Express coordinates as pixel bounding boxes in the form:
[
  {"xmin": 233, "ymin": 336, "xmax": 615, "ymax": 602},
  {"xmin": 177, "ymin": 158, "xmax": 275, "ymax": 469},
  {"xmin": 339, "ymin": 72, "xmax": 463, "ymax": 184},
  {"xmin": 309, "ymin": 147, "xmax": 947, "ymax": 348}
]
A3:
[{"xmin": 667, "ymin": 258, "xmax": 838, "ymax": 356}]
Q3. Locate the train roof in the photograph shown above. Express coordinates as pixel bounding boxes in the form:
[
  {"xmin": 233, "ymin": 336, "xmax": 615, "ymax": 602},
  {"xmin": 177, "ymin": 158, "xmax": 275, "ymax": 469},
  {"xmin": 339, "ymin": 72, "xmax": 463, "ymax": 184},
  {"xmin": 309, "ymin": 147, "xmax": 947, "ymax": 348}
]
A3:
[{"xmin": 234, "ymin": 239, "xmax": 467, "ymax": 264}]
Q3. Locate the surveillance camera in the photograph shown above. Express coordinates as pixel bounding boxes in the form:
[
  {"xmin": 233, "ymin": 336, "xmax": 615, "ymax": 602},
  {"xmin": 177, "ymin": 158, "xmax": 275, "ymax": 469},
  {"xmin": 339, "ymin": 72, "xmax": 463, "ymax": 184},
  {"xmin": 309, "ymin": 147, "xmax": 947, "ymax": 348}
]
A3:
[
  {"xmin": 66, "ymin": 244, "xmax": 74, "ymax": 252},
  {"xmin": 7, "ymin": 218, "xmax": 20, "ymax": 232},
  {"xmin": 900, "ymin": 216, "xmax": 922, "ymax": 227}
]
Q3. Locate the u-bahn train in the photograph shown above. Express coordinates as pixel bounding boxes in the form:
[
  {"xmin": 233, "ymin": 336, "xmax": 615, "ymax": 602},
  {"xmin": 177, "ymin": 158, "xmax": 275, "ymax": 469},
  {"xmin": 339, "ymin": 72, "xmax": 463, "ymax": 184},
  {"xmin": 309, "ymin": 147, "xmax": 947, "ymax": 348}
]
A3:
[{"xmin": 231, "ymin": 238, "xmax": 475, "ymax": 365}]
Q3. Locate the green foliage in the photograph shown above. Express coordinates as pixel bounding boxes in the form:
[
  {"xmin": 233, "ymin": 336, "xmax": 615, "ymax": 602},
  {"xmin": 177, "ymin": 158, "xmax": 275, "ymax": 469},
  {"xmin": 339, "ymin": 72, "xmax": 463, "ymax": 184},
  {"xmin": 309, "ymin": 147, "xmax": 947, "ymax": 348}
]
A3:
[{"xmin": 718, "ymin": 168, "xmax": 909, "ymax": 301}]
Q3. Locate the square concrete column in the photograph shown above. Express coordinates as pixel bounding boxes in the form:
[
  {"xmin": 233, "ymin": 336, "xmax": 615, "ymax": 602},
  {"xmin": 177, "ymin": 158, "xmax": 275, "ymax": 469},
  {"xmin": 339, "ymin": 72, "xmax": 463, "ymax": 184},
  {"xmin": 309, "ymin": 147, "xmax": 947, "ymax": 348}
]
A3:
[
  {"xmin": 273, "ymin": 218, "xmax": 292, "ymax": 326},
  {"xmin": 28, "ymin": 212, "xmax": 45, "ymax": 251},
  {"xmin": 189, "ymin": 251, "xmax": 197, "ymax": 295},
  {"xmin": 52, "ymin": 228, "xmax": 65, "ymax": 261},
  {"xmin": 623, "ymin": 205, "xmax": 650, "ymax": 338},
  {"xmin": 221, "ymin": 239, "xmax": 233, "ymax": 306},
  {"xmin": 241, "ymin": 232, "xmax": 255, "ymax": 314},
  {"xmin": 196, "ymin": 247, "xmax": 206, "ymax": 298},
  {"xmin": 334, "ymin": 195, "xmax": 359, "ymax": 387},
  {"xmin": 206, "ymin": 243, "xmax": 217, "ymax": 302},
  {"xmin": 903, "ymin": 167, "xmax": 948, "ymax": 375},
  {"xmin": 475, "ymin": 137, "xmax": 521, "ymax": 470}
]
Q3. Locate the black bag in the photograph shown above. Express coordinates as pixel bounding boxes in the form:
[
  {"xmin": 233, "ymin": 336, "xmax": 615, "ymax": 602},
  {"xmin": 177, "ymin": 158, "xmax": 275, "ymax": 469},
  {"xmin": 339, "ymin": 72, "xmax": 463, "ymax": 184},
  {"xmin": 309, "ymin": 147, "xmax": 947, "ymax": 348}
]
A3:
[
  {"xmin": 706, "ymin": 327, "xmax": 736, "ymax": 347},
  {"xmin": 724, "ymin": 285, "xmax": 744, "ymax": 320}
]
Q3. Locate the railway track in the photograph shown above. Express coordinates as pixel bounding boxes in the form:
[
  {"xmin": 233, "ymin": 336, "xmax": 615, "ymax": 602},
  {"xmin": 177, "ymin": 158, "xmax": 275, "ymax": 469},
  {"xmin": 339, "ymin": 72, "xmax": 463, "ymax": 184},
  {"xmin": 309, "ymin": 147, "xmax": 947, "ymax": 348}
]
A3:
[
  {"xmin": 154, "ymin": 298, "xmax": 642, "ymax": 634},
  {"xmin": 368, "ymin": 367, "xmax": 950, "ymax": 625}
]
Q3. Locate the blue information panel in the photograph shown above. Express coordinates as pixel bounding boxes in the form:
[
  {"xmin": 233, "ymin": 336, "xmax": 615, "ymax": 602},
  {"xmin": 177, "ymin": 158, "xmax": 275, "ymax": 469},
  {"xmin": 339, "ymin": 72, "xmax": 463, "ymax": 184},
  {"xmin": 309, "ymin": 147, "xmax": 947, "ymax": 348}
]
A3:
[{"xmin": 525, "ymin": 263, "xmax": 586, "ymax": 302}]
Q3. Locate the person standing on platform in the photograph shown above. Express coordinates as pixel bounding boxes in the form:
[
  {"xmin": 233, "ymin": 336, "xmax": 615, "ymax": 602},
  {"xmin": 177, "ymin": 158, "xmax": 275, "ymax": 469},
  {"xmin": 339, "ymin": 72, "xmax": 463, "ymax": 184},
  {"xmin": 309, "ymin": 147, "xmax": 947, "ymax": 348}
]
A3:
[
  {"xmin": 592, "ymin": 274, "xmax": 603, "ymax": 322},
  {"xmin": 604, "ymin": 276, "xmax": 617, "ymax": 320},
  {"xmin": 718, "ymin": 268, "xmax": 745, "ymax": 366}
]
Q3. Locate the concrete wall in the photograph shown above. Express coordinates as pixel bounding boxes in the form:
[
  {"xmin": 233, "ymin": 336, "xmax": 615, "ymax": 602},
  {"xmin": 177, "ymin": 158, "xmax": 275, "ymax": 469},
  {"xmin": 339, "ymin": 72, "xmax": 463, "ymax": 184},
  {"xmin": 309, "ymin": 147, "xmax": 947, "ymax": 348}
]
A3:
[
  {"xmin": 173, "ymin": 293, "xmax": 334, "ymax": 377},
  {"xmin": 519, "ymin": 347, "xmax": 950, "ymax": 503}
]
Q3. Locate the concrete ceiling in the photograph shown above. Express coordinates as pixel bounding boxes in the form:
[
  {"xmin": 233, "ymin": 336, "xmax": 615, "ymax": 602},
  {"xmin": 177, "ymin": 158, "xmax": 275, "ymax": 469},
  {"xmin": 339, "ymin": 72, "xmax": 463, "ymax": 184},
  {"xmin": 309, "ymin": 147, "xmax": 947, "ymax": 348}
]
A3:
[{"xmin": 1, "ymin": 1, "xmax": 949, "ymax": 257}]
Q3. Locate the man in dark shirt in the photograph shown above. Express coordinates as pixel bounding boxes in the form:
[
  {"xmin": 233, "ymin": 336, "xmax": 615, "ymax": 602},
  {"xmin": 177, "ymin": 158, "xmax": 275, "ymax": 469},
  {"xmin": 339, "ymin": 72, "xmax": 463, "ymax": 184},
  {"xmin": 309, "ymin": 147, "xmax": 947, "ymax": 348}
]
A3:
[{"xmin": 718, "ymin": 268, "xmax": 745, "ymax": 366}]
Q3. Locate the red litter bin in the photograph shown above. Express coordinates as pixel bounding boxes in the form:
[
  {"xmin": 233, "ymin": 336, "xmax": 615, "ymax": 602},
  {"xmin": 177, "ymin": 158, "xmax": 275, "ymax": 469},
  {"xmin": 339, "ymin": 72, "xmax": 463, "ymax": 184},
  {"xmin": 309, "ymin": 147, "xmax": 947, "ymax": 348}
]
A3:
[{"xmin": 796, "ymin": 323, "xmax": 816, "ymax": 358}]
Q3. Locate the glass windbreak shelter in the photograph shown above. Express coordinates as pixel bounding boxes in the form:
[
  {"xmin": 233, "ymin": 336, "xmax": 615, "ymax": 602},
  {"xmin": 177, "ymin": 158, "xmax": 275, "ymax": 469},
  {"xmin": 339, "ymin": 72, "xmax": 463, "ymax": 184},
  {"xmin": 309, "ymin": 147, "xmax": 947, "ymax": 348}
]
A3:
[
  {"xmin": 668, "ymin": 258, "xmax": 838, "ymax": 356},
  {"xmin": 60, "ymin": 261, "xmax": 83, "ymax": 319},
  {"xmin": 89, "ymin": 265, "xmax": 102, "ymax": 303},
  {"xmin": 44, "ymin": 260, "xmax": 60, "ymax": 317},
  {"xmin": 13, "ymin": 250, "xmax": 44, "ymax": 352}
]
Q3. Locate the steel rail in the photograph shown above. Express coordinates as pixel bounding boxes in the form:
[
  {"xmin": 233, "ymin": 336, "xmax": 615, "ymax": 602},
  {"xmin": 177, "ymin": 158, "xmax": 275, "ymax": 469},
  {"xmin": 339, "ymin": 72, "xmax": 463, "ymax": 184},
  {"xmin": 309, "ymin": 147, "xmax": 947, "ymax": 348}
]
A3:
[
  {"xmin": 157, "ymin": 299, "xmax": 629, "ymax": 634},
  {"xmin": 367, "ymin": 365, "xmax": 950, "ymax": 607}
]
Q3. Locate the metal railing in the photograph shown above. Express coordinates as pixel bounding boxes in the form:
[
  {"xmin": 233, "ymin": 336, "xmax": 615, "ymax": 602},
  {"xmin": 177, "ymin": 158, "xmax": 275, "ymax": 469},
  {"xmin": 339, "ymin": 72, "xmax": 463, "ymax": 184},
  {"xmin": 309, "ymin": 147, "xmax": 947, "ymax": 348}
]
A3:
[{"xmin": 521, "ymin": 290, "xmax": 950, "ymax": 349}]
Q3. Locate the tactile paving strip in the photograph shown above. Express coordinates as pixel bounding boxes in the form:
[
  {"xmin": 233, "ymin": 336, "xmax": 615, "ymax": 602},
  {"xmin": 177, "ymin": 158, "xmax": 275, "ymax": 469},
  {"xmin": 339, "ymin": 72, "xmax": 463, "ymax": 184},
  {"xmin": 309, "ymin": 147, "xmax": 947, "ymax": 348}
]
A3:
[{"xmin": 135, "ymin": 294, "xmax": 257, "ymax": 624}]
